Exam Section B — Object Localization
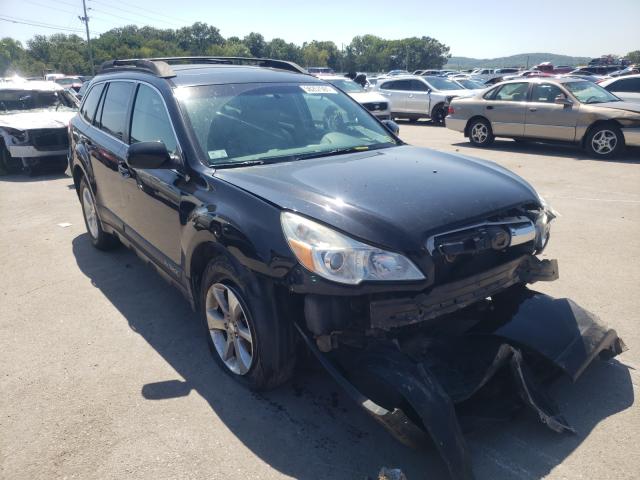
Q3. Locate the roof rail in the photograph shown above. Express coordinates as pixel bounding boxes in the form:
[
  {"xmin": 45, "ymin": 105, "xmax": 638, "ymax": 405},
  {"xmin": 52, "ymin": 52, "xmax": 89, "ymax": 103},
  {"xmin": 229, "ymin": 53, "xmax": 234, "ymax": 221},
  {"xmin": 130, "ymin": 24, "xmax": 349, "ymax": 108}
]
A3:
[
  {"xmin": 149, "ymin": 57, "xmax": 308, "ymax": 74},
  {"xmin": 99, "ymin": 59, "xmax": 176, "ymax": 78},
  {"xmin": 98, "ymin": 56, "xmax": 308, "ymax": 78}
]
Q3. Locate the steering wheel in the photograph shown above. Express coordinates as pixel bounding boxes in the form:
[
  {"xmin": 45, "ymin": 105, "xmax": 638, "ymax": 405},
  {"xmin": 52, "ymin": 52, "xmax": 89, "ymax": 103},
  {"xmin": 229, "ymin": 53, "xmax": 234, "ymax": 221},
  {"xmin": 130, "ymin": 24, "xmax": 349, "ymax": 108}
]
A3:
[{"xmin": 585, "ymin": 96, "xmax": 599, "ymax": 104}]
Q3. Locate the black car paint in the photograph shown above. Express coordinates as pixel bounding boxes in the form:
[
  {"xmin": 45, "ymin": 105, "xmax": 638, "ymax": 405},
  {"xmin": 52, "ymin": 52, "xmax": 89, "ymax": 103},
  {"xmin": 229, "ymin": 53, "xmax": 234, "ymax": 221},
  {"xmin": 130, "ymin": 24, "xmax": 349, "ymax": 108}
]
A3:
[{"xmin": 71, "ymin": 70, "xmax": 543, "ymax": 305}]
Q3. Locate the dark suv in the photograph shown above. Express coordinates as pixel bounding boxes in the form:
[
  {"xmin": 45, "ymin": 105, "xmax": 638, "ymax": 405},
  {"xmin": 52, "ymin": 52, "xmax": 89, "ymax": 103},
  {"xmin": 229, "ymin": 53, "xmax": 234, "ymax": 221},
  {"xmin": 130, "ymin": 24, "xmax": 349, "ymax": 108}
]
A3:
[{"xmin": 69, "ymin": 57, "xmax": 623, "ymax": 480}]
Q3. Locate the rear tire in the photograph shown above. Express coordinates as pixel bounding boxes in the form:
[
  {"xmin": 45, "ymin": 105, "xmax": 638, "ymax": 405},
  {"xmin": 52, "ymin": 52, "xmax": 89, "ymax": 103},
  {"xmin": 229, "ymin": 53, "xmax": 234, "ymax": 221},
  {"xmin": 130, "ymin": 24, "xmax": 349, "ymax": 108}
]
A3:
[
  {"xmin": 584, "ymin": 123, "xmax": 623, "ymax": 159},
  {"xmin": 468, "ymin": 118, "xmax": 495, "ymax": 147},
  {"xmin": 200, "ymin": 256, "xmax": 296, "ymax": 391},
  {"xmin": 79, "ymin": 177, "xmax": 119, "ymax": 250}
]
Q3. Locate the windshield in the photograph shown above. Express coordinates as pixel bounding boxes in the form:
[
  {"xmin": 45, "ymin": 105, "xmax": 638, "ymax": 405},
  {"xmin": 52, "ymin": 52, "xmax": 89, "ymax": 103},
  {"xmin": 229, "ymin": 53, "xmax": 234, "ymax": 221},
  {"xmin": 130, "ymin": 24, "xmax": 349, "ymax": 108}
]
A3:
[
  {"xmin": 422, "ymin": 76, "xmax": 463, "ymax": 91},
  {"xmin": 0, "ymin": 89, "xmax": 77, "ymax": 112},
  {"xmin": 456, "ymin": 79, "xmax": 486, "ymax": 89},
  {"xmin": 564, "ymin": 81, "xmax": 621, "ymax": 104},
  {"xmin": 327, "ymin": 79, "xmax": 364, "ymax": 93},
  {"xmin": 55, "ymin": 78, "xmax": 80, "ymax": 86},
  {"xmin": 177, "ymin": 83, "xmax": 398, "ymax": 167}
]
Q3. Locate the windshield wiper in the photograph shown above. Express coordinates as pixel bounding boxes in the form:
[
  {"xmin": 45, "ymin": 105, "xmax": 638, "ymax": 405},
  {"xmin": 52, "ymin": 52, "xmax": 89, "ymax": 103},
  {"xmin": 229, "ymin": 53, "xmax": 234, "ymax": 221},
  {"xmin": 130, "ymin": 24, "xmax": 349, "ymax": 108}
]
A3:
[
  {"xmin": 293, "ymin": 143, "xmax": 394, "ymax": 161},
  {"xmin": 211, "ymin": 159, "xmax": 264, "ymax": 169}
]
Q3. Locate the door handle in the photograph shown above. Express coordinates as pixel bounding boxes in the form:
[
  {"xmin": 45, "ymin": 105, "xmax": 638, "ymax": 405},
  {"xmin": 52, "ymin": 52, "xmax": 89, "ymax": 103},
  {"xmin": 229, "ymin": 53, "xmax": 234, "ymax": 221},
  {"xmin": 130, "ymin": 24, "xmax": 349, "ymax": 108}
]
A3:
[
  {"xmin": 529, "ymin": 108, "xmax": 537, "ymax": 112},
  {"xmin": 486, "ymin": 105, "xmax": 494, "ymax": 110}
]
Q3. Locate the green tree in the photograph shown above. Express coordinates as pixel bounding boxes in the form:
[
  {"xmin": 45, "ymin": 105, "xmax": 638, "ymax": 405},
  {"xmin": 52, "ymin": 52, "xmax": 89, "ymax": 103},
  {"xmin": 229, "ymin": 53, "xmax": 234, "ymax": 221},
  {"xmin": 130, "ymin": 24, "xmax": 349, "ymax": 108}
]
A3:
[
  {"xmin": 243, "ymin": 32, "xmax": 266, "ymax": 57},
  {"xmin": 625, "ymin": 50, "xmax": 640, "ymax": 64}
]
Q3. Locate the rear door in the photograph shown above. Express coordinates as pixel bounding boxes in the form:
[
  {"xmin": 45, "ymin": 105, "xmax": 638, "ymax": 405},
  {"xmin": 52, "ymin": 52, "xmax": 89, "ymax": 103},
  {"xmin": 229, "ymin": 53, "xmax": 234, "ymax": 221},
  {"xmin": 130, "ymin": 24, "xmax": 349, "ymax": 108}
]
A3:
[
  {"xmin": 87, "ymin": 81, "xmax": 135, "ymax": 225},
  {"xmin": 377, "ymin": 80, "xmax": 408, "ymax": 113},
  {"xmin": 524, "ymin": 83, "xmax": 580, "ymax": 141},
  {"xmin": 119, "ymin": 82, "xmax": 184, "ymax": 269},
  {"xmin": 483, "ymin": 82, "xmax": 529, "ymax": 136}
]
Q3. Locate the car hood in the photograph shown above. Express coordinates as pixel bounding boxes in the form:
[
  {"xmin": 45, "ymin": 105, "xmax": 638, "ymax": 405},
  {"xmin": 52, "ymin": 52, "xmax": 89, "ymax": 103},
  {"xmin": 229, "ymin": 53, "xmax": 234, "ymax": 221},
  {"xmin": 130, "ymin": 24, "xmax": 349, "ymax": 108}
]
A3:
[
  {"xmin": 0, "ymin": 109, "xmax": 76, "ymax": 131},
  {"xmin": 348, "ymin": 91, "xmax": 389, "ymax": 104},
  {"xmin": 215, "ymin": 145, "xmax": 541, "ymax": 253},
  {"xmin": 595, "ymin": 101, "xmax": 640, "ymax": 113}
]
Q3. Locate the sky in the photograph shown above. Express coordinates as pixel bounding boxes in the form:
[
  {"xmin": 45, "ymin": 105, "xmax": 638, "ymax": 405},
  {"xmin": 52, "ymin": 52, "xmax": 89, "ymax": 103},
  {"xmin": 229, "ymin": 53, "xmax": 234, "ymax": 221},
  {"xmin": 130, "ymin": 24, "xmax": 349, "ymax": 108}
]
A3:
[{"xmin": 1, "ymin": 0, "xmax": 639, "ymax": 59}]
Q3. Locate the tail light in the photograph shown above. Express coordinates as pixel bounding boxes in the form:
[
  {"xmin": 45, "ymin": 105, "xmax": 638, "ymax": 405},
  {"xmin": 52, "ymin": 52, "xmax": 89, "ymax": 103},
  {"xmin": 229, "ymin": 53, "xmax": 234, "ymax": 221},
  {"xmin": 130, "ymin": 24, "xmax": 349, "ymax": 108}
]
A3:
[{"xmin": 448, "ymin": 106, "xmax": 455, "ymax": 115}]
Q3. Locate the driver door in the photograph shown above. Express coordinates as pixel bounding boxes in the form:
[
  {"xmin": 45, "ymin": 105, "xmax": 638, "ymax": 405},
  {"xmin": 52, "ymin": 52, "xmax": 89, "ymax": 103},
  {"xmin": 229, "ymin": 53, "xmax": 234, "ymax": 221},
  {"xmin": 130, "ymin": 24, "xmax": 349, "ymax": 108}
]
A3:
[
  {"xmin": 119, "ymin": 83, "xmax": 184, "ymax": 270},
  {"xmin": 524, "ymin": 83, "xmax": 580, "ymax": 141}
]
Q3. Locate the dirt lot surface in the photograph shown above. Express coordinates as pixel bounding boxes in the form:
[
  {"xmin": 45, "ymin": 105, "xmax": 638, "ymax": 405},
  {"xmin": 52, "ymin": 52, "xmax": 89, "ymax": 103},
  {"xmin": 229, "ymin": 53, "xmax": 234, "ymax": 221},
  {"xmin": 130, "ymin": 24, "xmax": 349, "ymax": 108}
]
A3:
[{"xmin": 1, "ymin": 124, "xmax": 639, "ymax": 480}]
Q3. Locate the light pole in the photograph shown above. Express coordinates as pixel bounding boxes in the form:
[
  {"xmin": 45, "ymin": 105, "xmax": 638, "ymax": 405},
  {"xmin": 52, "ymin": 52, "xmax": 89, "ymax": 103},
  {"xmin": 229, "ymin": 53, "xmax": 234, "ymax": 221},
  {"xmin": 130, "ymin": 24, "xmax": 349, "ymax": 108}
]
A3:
[{"xmin": 79, "ymin": 0, "xmax": 95, "ymax": 75}]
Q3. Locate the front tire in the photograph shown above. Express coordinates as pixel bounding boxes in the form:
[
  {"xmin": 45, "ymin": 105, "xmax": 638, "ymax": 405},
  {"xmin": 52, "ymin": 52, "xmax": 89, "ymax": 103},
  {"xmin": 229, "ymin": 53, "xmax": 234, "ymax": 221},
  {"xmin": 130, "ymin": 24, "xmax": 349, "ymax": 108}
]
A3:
[
  {"xmin": 468, "ymin": 118, "xmax": 495, "ymax": 147},
  {"xmin": 0, "ymin": 142, "xmax": 22, "ymax": 173},
  {"xmin": 79, "ymin": 178, "xmax": 119, "ymax": 250},
  {"xmin": 585, "ymin": 123, "xmax": 623, "ymax": 159},
  {"xmin": 431, "ymin": 103, "xmax": 447, "ymax": 126},
  {"xmin": 200, "ymin": 257, "xmax": 295, "ymax": 391}
]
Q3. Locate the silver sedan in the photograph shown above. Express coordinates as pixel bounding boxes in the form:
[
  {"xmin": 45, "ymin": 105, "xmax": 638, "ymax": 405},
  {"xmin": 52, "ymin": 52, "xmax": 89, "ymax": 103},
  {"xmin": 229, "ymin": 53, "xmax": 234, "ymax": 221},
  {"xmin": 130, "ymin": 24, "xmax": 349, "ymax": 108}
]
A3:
[{"xmin": 445, "ymin": 77, "xmax": 640, "ymax": 158}]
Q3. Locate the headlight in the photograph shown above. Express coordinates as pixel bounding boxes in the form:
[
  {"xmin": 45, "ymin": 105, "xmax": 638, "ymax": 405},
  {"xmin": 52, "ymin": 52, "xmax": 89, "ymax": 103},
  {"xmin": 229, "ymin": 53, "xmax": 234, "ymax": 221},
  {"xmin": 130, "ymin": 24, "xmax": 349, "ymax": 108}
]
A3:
[
  {"xmin": 281, "ymin": 212, "xmax": 425, "ymax": 285},
  {"xmin": 534, "ymin": 197, "xmax": 557, "ymax": 253}
]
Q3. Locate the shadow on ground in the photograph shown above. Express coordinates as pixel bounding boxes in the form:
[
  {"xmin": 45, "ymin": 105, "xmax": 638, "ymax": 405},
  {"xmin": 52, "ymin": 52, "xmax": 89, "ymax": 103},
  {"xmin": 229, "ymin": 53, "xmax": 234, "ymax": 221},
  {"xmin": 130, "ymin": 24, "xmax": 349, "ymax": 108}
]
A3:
[
  {"xmin": 451, "ymin": 140, "xmax": 640, "ymax": 164},
  {"xmin": 72, "ymin": 233, "xmax": 634, "ymax": 479},
  {"xmin": 0, "ymin": 170, "xmax": 69, "ymax": 183}
]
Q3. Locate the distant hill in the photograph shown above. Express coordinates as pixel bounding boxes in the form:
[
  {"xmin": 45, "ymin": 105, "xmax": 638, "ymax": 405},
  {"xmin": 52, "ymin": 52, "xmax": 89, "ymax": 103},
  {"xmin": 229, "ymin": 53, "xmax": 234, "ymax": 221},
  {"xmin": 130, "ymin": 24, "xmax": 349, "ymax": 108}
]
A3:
[{"xmin": 445, "ymin": 53, "xmax": 592, "ymax": 70}]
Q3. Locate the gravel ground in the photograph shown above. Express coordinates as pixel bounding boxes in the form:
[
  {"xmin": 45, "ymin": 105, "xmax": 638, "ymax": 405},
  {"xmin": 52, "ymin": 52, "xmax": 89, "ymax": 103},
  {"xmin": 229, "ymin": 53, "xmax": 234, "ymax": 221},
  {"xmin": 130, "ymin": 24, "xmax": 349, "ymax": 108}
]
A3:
[{"xmin": 1, "ymin": 124, "xmax": 639, "ymax": 480}]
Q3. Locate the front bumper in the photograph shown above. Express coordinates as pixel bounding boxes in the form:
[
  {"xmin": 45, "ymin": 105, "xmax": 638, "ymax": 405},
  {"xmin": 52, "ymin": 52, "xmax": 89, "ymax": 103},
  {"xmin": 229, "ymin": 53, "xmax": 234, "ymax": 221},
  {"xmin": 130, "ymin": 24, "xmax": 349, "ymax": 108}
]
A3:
[
  {"xmin": 445, "ymin": 117, "xmax": 466, "ymax": 133},
  {"xmin": 7, "ymin": 145, "xmax": 68, "ymax": 158},
  {"xmin": 622, "ymin": 127, "xmax": 640, "ymax": 147}
]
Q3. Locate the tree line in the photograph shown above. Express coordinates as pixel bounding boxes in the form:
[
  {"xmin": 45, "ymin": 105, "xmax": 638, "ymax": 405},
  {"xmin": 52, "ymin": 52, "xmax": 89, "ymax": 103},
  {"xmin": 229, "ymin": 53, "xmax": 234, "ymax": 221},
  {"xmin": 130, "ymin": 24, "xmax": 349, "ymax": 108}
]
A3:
[{"xmin": 0, "ymin": 22, "xmax": 452, "ymax": 77}]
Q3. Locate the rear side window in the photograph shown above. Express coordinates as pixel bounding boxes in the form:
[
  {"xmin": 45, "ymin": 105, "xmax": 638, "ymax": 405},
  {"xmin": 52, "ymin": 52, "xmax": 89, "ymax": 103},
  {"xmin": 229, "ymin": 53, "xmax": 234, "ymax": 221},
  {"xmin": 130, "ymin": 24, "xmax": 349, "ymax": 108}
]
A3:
[
  {"xmin": 80, "ymin": 83, "xmax": 104, "ymax": 123},
  {"xmin": 492, "ymin": 82, "xmax": 529, "ymax": 101},
  {"xmin": 391, "ymin": 80, "xmax": 412, "ymax": 91},
  {"xmin": 130, "ymin": 84, "xmax": 178, "ymax": 155},
  {"xmin": 99, "ymin": 81, "xmax": 134, "ymax": 141},
  {"xmin": 379, "ymin": 81, "xmax": 397, "ymax": 90}
]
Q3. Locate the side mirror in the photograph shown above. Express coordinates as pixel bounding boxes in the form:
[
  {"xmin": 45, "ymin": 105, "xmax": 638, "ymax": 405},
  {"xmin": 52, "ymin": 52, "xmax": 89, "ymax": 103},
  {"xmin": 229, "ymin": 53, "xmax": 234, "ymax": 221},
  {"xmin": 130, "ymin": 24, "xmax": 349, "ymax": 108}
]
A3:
[
  {"xmin": 126, "ymin": 141, "xmax": 171, "ymax": 169},
  {"xmin": 381, "ymin": 119, "xmax": 400, "ymax": 135},
  {"xmin": 555, "ymin": 95, "xmax": 573, "ymax": 106}
]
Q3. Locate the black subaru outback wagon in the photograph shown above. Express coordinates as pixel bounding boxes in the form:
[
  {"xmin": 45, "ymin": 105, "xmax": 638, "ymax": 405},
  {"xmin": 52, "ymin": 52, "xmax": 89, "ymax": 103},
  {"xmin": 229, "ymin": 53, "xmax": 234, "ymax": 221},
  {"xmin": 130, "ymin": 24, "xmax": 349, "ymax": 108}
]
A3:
[{"xmin": 69, "ymin": 57, "xmax": 623, "ymax": 480}]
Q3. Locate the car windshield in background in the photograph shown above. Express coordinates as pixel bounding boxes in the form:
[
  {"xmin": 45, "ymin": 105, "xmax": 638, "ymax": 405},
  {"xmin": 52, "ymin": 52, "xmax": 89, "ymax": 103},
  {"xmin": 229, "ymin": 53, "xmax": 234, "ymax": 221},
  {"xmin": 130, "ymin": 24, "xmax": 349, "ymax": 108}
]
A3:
[
  {"xmin": 0, "ymin": 89, "xmax": 76, "ymax": 112},
  {"xmin": 457, "ymin": 79, "xmax": 486, "ymax": 89},
  {"xmin": 176, "ymin": 83, "xmax": 398, "ymax": 167},
  {"xmin": 423, "ymin": 76, "xmax": 463, "ymax": 91},
  {"xmin": 564, "ymin": 81, "xmax": 621, "ymax": 104},
  {"xmin": 326, "ymin": 79, "xmax": 364, "ymax": 93}
]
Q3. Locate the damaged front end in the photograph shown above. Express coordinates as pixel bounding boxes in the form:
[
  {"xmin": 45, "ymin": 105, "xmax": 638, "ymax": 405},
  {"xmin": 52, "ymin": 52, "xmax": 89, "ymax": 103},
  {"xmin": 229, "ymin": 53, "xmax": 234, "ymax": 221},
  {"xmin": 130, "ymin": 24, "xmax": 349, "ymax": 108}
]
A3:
[
  {"xmin": 292, "ymin": 209, "xmax": 624, "ymax": 480},
  {"xmin": 298, "ymin": 286, "xmax": 625, "ymax": 480}
]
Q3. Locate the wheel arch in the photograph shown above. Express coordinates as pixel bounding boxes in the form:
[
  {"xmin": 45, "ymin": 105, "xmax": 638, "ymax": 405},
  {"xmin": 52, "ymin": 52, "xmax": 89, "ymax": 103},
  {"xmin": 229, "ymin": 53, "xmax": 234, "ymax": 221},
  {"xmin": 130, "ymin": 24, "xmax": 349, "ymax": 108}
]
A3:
[
  {"xmin": 464, "ymin": 115, "xmax": 490, "ymax": 137},
  {"xmin": 581, "ymin": 119, "xmax": 625, "ymax": 148}
]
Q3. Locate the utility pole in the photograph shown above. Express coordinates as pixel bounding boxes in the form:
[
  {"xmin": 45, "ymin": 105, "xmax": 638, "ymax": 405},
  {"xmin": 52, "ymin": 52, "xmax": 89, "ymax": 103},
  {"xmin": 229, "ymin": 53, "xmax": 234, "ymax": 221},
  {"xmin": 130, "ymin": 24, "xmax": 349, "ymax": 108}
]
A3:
[{"xmin": 79, "ymin": 0, "xmax": 95, "ymax": 75}]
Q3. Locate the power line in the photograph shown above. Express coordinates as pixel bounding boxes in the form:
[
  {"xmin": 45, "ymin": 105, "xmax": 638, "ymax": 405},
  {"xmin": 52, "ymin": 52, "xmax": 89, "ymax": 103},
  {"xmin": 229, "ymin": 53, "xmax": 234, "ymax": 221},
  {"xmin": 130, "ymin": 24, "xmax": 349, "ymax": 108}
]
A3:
[
  {"xmin": 88, "ymin": 0, "xmax": 193, "ymax": 27},
  {"xmin": 0, "ymin": 15, "xmax": 85, "ymax": 33}
]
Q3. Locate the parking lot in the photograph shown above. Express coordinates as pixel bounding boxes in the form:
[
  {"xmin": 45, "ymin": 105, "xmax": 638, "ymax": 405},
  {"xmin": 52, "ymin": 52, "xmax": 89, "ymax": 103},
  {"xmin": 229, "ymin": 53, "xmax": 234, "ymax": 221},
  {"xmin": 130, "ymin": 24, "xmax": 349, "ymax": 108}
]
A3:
[{"xmin": 1, "ymin": 124, "xmax": 639, "ymax": 480}]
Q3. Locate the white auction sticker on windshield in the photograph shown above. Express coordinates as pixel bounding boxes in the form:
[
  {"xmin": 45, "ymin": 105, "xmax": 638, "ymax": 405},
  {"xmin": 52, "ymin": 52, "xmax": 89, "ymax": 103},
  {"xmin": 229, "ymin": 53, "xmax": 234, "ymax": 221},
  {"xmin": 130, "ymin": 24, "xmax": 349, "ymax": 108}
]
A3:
[{"xmin": 300, "ymin": 85, "xmax": 338, "ymax": 94}]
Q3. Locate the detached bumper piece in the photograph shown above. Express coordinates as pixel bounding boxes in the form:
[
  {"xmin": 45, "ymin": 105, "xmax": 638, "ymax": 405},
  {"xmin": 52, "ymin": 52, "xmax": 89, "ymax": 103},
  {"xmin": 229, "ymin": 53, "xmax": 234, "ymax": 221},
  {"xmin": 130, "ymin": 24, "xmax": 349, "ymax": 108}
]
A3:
[{"xmin": 298, "ymin": 288, "xmax": 626, "ymax": 480}]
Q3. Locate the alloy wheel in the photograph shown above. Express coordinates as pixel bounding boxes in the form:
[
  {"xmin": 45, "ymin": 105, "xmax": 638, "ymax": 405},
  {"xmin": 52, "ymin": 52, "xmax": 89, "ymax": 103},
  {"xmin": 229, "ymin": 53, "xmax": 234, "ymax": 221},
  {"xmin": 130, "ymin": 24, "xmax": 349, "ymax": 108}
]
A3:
[
  {"xmin": 205, "ymin": 283, "xmax": 255, "ymax": 375},
  {"xmin": 591, "ymin": 129, "xmax": 617, "ymax": 155},
  {"xmin": 471, "ymin": 123, "xmax": 489, "ymax": 143},
  {"xmin": 82, "ymin": 188, "xmax": 99, "ymax": 239}
]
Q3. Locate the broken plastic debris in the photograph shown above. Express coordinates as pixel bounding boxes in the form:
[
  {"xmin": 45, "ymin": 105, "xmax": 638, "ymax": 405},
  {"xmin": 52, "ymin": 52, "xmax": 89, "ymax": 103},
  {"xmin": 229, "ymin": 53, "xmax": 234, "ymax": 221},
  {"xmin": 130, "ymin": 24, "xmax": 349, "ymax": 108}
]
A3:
[
  {"xmin": 378, "ymin": 467, "xmax": 407, "ymax": 480},
  {"xmin": 57, "ymin": 222, "xmax": 72, "ymax": 228}
]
